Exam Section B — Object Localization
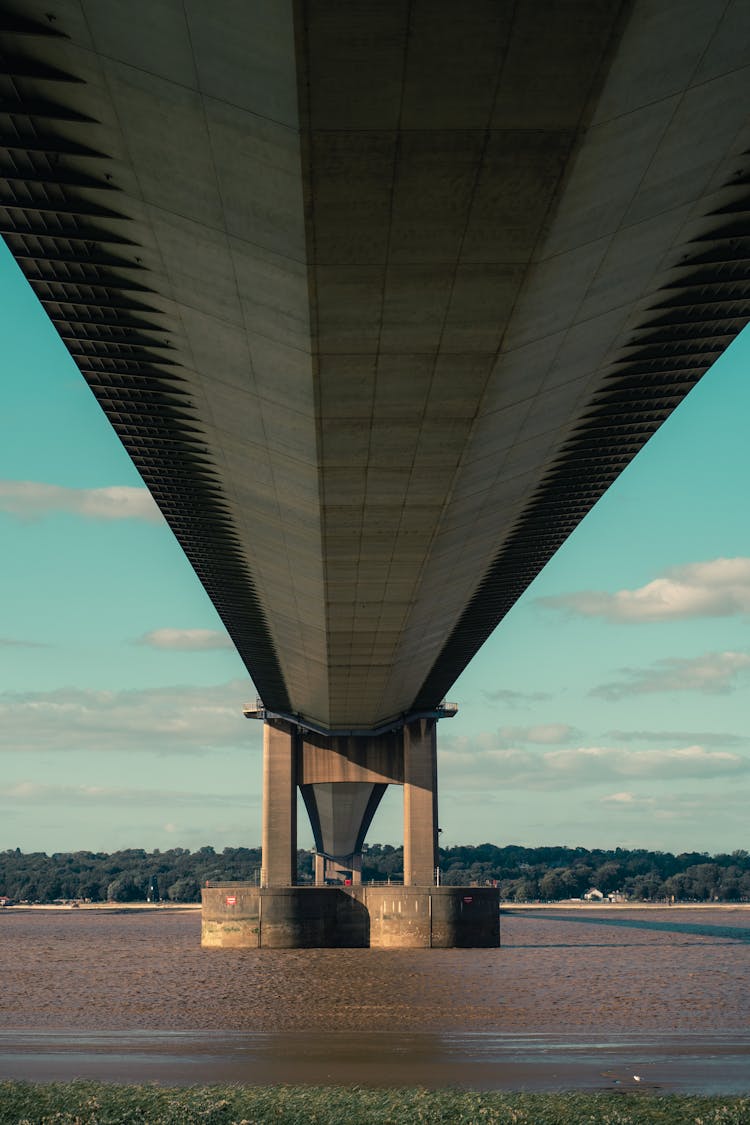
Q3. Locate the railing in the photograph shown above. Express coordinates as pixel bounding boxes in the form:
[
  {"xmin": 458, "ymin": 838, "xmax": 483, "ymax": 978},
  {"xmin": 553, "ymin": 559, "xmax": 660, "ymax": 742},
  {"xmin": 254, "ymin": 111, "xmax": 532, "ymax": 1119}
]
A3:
[
  {"xmin": 243, "ymin": 699, "xmax": 460, "ymax": 730},
  {"xmin": 204, "ymin": 877, "xmax": 407, "ymax": 888},
  {"xmin": 204, "ymin": 874, "xmax": 261, "ymax": 889}
]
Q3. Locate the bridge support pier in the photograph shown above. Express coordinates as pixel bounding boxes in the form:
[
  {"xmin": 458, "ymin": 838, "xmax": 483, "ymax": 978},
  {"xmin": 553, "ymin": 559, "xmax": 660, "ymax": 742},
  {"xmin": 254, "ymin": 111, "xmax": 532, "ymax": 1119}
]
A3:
[
  {"xmin": 222, "ymin": 711, "xmax": 500, "ymax": 948},
  {"xmin": 260, "ymin": 717, "xmax": 441, "ymax": 890},
  {"xmin": 403, "ymin": 719, "xmax": 438, "ymax": 886}
]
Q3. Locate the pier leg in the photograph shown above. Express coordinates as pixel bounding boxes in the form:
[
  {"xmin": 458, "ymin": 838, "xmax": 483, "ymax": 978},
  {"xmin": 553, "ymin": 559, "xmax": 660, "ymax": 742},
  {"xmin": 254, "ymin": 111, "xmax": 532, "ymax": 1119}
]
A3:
[
  {"xmin": 261, "ymin": 720, "xmax": 297, "ymax": 886},
  {"xmin": 403, "ymin": 718, "xmax": 438, "ymax": 886}
]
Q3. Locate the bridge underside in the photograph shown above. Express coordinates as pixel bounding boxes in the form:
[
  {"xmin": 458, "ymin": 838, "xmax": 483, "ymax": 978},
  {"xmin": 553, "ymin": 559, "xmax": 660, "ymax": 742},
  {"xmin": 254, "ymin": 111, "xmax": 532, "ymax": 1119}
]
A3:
[
  {"xmin": 2, "ymin": 1, "xmax": 750, "ymax": 735},
  {"xmin": 2, "ymin": 3, "xmax": 750, "ymax": 918}
]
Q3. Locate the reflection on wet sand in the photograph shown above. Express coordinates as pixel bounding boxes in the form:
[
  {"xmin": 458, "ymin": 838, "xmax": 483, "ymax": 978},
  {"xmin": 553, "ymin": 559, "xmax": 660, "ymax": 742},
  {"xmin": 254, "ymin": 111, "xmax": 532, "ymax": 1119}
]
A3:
[
  {"xmin": 1, "ymin": 1029, "xmax": 749, "ymax": 1093},
  {"xmin": 1, "ymin": 907, "xmax": 748, "ymax": 1090},
  {"xmin": 508, "ymin": 909, "xmax": 750, "ymax": 943}
]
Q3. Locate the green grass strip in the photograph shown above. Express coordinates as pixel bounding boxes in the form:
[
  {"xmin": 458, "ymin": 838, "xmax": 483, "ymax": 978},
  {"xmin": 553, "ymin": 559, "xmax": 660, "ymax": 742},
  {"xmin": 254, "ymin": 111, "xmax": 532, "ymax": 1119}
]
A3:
[{"xmin": 1, "ymin": 1082, "xmax": 749, "ymax": 1125}]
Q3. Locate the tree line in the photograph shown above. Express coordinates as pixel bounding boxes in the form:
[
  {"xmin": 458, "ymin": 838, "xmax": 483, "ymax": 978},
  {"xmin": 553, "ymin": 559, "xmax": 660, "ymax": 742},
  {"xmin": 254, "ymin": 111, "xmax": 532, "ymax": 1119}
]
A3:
[{"xmin": 1, "ymin": 843, "xmax": 749, "ymax": 903}]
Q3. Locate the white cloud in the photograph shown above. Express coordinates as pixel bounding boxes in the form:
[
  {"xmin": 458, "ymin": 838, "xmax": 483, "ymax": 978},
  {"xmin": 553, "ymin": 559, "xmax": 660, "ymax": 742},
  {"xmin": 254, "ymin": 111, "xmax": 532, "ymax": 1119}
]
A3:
[
  {"xmin": 441, "ymin": 725, "xmax": 578, "ymax": 765},
  {"xmin": 598, "ymin": 788, "xmax": 750, "ymax": 827},
  {"xmin": 482, "ymin": 688, "xmax": 553, "ymax": 706},
  {"xmin": 537, "ymin": 557, "xmax": 750, "ymax": 622},
  {"xmin": 542, "ymin": 744, "xmax": 747, "ymax": 781},
  {"xmin": 600, "ymin": 791, "xmax": 658, "ymax": 811},
  {"xmin": 0, "ymin": 480, "xmax": 163, "ymax": 523},
  {"xmin": 439, "ymin": 738, "xmax": 750, "ymax": 791},
  {"xmin": 0, "ymin": 637, "xmax": 50, "ymax": 648},
  {"xmin": 606, "ymin": 729, "xmax": 746, "ymax": 747},
  {"xmin": 496, "ymin": 723, "xmax": 578, "ymax": 746},
  {"xmin": 136, "ymin": 628, "xmax": 234, "ymax": 651},
  {"xmin": 591, "ymin": 651, "xmax": 750, "ymax": 700},
  {"xmin": 0, "ymin": 680, "xmax": 257, "ymax": 755},
  {"xmin": 444, "ymin": 726, "xmax": 577, "ymax": 754},
  {"xmin": 0, "ymin": 781, "xmax": 256, "ymax": 808}
]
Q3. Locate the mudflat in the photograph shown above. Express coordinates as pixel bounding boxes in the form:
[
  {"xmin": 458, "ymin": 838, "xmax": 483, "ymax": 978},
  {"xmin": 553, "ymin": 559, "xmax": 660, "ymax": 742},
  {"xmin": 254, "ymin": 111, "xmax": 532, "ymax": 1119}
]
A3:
[
  {"xmin": 1, "ymin": 906, "xmax": 748, "ymax": 1034},
  {"xmin": 1, "ymin": 907, "xmax": 749, "ymax": 1090}
]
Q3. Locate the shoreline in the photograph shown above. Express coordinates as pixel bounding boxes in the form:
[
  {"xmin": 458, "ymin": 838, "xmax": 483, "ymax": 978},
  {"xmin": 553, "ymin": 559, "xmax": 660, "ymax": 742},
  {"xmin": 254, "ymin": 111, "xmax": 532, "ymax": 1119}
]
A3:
[
  {"xmin": 1, "ymin": 902, "xmax": 201, "ymax": 912},
  {"xmin": 502, "ymin": 901, "xmax": 750, "ymax": 910},
  {"xmin": 4, "ymin": 899, "xmax": 749, "ymax": 912}
]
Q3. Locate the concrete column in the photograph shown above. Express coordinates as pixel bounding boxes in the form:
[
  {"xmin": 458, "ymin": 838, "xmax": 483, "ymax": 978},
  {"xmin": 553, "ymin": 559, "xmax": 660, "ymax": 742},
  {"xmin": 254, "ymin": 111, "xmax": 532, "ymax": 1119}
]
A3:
[
  {"xmin": 403, "ymin": 719, "xmax": 438, "ymax": 886},
  {"xmin": 261, "ymin": 720, "xmax": 297, "ymax": 887},
  {"xmin": 314, "ymin": 852, "xmax": 325, "ymax": 885},
  {"xmin": 351, "ymin": 853, "xmax": 362, "ymax": 886}
]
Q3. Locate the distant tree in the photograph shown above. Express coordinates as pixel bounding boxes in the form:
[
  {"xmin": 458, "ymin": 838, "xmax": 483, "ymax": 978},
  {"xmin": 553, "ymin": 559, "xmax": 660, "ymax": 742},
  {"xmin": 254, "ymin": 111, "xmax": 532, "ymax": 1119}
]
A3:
[
  {"xmin": 77, "ymin": 877, "xmax": 104, "ymax": 902},
  {"xmin": 624, "ymin": 872, "xmax": 663, "ymax": 901},
  {"xmin": 107, "ymin": 875, "xmax": 142, "ymax": 902},
  {"xmin": 512, "ymin": 877, "xmax": 538, "ymax": 902},
  {"xmin": 568, "ymin": 866, "xmax": 593, "ymax": 896},
  {"xmin": 593, "ymin": 862, "xmax": 622, "ymax": 893},
  {"xmin": 662, "ymin": 872, "xmax": 693, "ymax": 901},
  {"xmin": 720, "ymin": 875, "xmax": 742, "ymax": 902},
  {"xmin": 166, "ymin": 876, "xmax": 200, "ymax": 902},
  {"xmin": 539, "ymin": 870, "xmax": 568, "ymax": 901},
  {"xmin": 1, "ymin": 843, "xmax": 748, "ymax": 903}
]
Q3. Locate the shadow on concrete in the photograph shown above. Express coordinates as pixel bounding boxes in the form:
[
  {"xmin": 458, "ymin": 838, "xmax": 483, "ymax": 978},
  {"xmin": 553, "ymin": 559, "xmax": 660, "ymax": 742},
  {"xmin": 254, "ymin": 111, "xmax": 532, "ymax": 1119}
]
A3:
[{"xmin": 335, "ymin": 889, "xmax": 370, "ymax": 947}]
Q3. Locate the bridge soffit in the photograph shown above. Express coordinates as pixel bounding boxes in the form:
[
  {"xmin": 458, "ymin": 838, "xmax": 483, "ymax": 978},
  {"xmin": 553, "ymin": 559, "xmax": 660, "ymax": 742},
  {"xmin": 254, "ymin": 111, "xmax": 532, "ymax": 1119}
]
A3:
[{"xmin": 1, "ymin": 1, "xmax": 749, "ymax": 726}]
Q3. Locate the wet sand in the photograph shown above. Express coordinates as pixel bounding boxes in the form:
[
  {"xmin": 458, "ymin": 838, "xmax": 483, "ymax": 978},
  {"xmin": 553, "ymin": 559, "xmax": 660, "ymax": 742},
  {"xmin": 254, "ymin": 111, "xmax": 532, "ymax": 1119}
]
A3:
[
  {"xmin": 1, "ymin": 1029, "xmax": 749, "ymax": 1093},
  {"xmin": 1, "ymin": 907, "xmax": 748, "ymax": 1090}
]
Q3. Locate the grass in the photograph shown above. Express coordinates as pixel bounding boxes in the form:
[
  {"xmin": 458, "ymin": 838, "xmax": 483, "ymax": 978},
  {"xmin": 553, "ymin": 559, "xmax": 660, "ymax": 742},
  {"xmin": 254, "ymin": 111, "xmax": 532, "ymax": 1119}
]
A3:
[{"xmin": 0, "ymin": 1082, "xmax": 749, "ymax": 1125}]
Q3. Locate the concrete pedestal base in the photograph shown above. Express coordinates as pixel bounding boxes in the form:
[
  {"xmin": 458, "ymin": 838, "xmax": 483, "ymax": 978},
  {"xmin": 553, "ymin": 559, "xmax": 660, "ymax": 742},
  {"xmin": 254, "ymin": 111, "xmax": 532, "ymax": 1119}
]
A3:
[{"xmin": 201, "ymin": 885, "xmax": 500, "ymax": 949}]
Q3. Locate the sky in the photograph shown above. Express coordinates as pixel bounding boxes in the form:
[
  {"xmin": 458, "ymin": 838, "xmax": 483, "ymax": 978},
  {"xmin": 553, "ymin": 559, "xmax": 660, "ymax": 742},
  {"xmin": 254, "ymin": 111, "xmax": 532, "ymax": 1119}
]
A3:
[{"xmin": 2, "ymin": 237, "xmax": 750, "ymax": 858}]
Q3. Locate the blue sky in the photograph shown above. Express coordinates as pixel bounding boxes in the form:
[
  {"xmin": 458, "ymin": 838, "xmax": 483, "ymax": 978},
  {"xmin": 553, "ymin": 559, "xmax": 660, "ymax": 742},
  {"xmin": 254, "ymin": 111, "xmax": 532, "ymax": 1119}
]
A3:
[{"xmin": 2, "ymin": 237, "xmax": 749, "ymax": 856}]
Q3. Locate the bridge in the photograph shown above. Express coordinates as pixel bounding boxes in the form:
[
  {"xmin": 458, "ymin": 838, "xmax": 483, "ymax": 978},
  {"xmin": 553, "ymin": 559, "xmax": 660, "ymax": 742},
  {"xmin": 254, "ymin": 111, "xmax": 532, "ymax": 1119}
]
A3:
[{"xmin": 2, "ymin": 1, "xmax": 749, "ymax": 943}]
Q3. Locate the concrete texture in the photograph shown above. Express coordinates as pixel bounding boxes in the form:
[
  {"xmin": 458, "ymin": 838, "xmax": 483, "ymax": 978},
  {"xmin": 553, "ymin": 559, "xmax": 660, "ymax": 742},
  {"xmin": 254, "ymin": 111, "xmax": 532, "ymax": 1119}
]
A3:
[
  {"xmin": 403, "ymin": 720, "xmax": 439, "ymax": 886},
  {"xmin": 299, "ymin": 730, "xmax": 403, "ymax": 786},
  {"xmin": 300, "ymin": 781, "xmax": 386, "ymax": 868},
  {"xmin": 3, "ymin": 2, "xmax": 749, "ymax": 736},
  {"xmin": 261, "ymin": 720, "xmax": 297, "ymax": 888},
  {"xmin": 201, "ymin": 885, "xmax": 500, "ymax": 949},
  {"xmin": 366, "ymin": 886, "xmax": 501, "ymax": 949},
  {"xmin": 297, "ymin": 728, "xmax": 402, "ymax": 872},
  {"xmin": 259, "ymin": 719, "xmax": 437, "ymax": 888}
]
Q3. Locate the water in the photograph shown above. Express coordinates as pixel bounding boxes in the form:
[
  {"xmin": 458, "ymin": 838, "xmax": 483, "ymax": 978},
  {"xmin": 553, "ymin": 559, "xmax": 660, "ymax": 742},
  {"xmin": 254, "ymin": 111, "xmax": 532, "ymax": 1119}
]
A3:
[{"xmin": 1, "ymin": 906, "xmax": 749, "ymax": 1090}]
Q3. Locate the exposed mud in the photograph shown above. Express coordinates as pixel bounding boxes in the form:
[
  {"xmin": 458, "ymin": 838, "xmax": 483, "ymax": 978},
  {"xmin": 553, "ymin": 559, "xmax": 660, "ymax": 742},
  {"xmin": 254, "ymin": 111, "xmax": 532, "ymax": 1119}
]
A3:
[{"xmin": 2, "ymin": 907, "xmax": 748, "ymax": 1034}]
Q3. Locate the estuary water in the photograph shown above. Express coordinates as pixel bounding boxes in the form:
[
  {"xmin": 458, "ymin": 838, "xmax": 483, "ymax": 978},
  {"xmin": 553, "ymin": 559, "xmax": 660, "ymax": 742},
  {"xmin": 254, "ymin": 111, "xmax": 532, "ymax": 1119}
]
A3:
[{"xmin": 1, "ymin": 906, "xmax": 749, "ymax": 1091}]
